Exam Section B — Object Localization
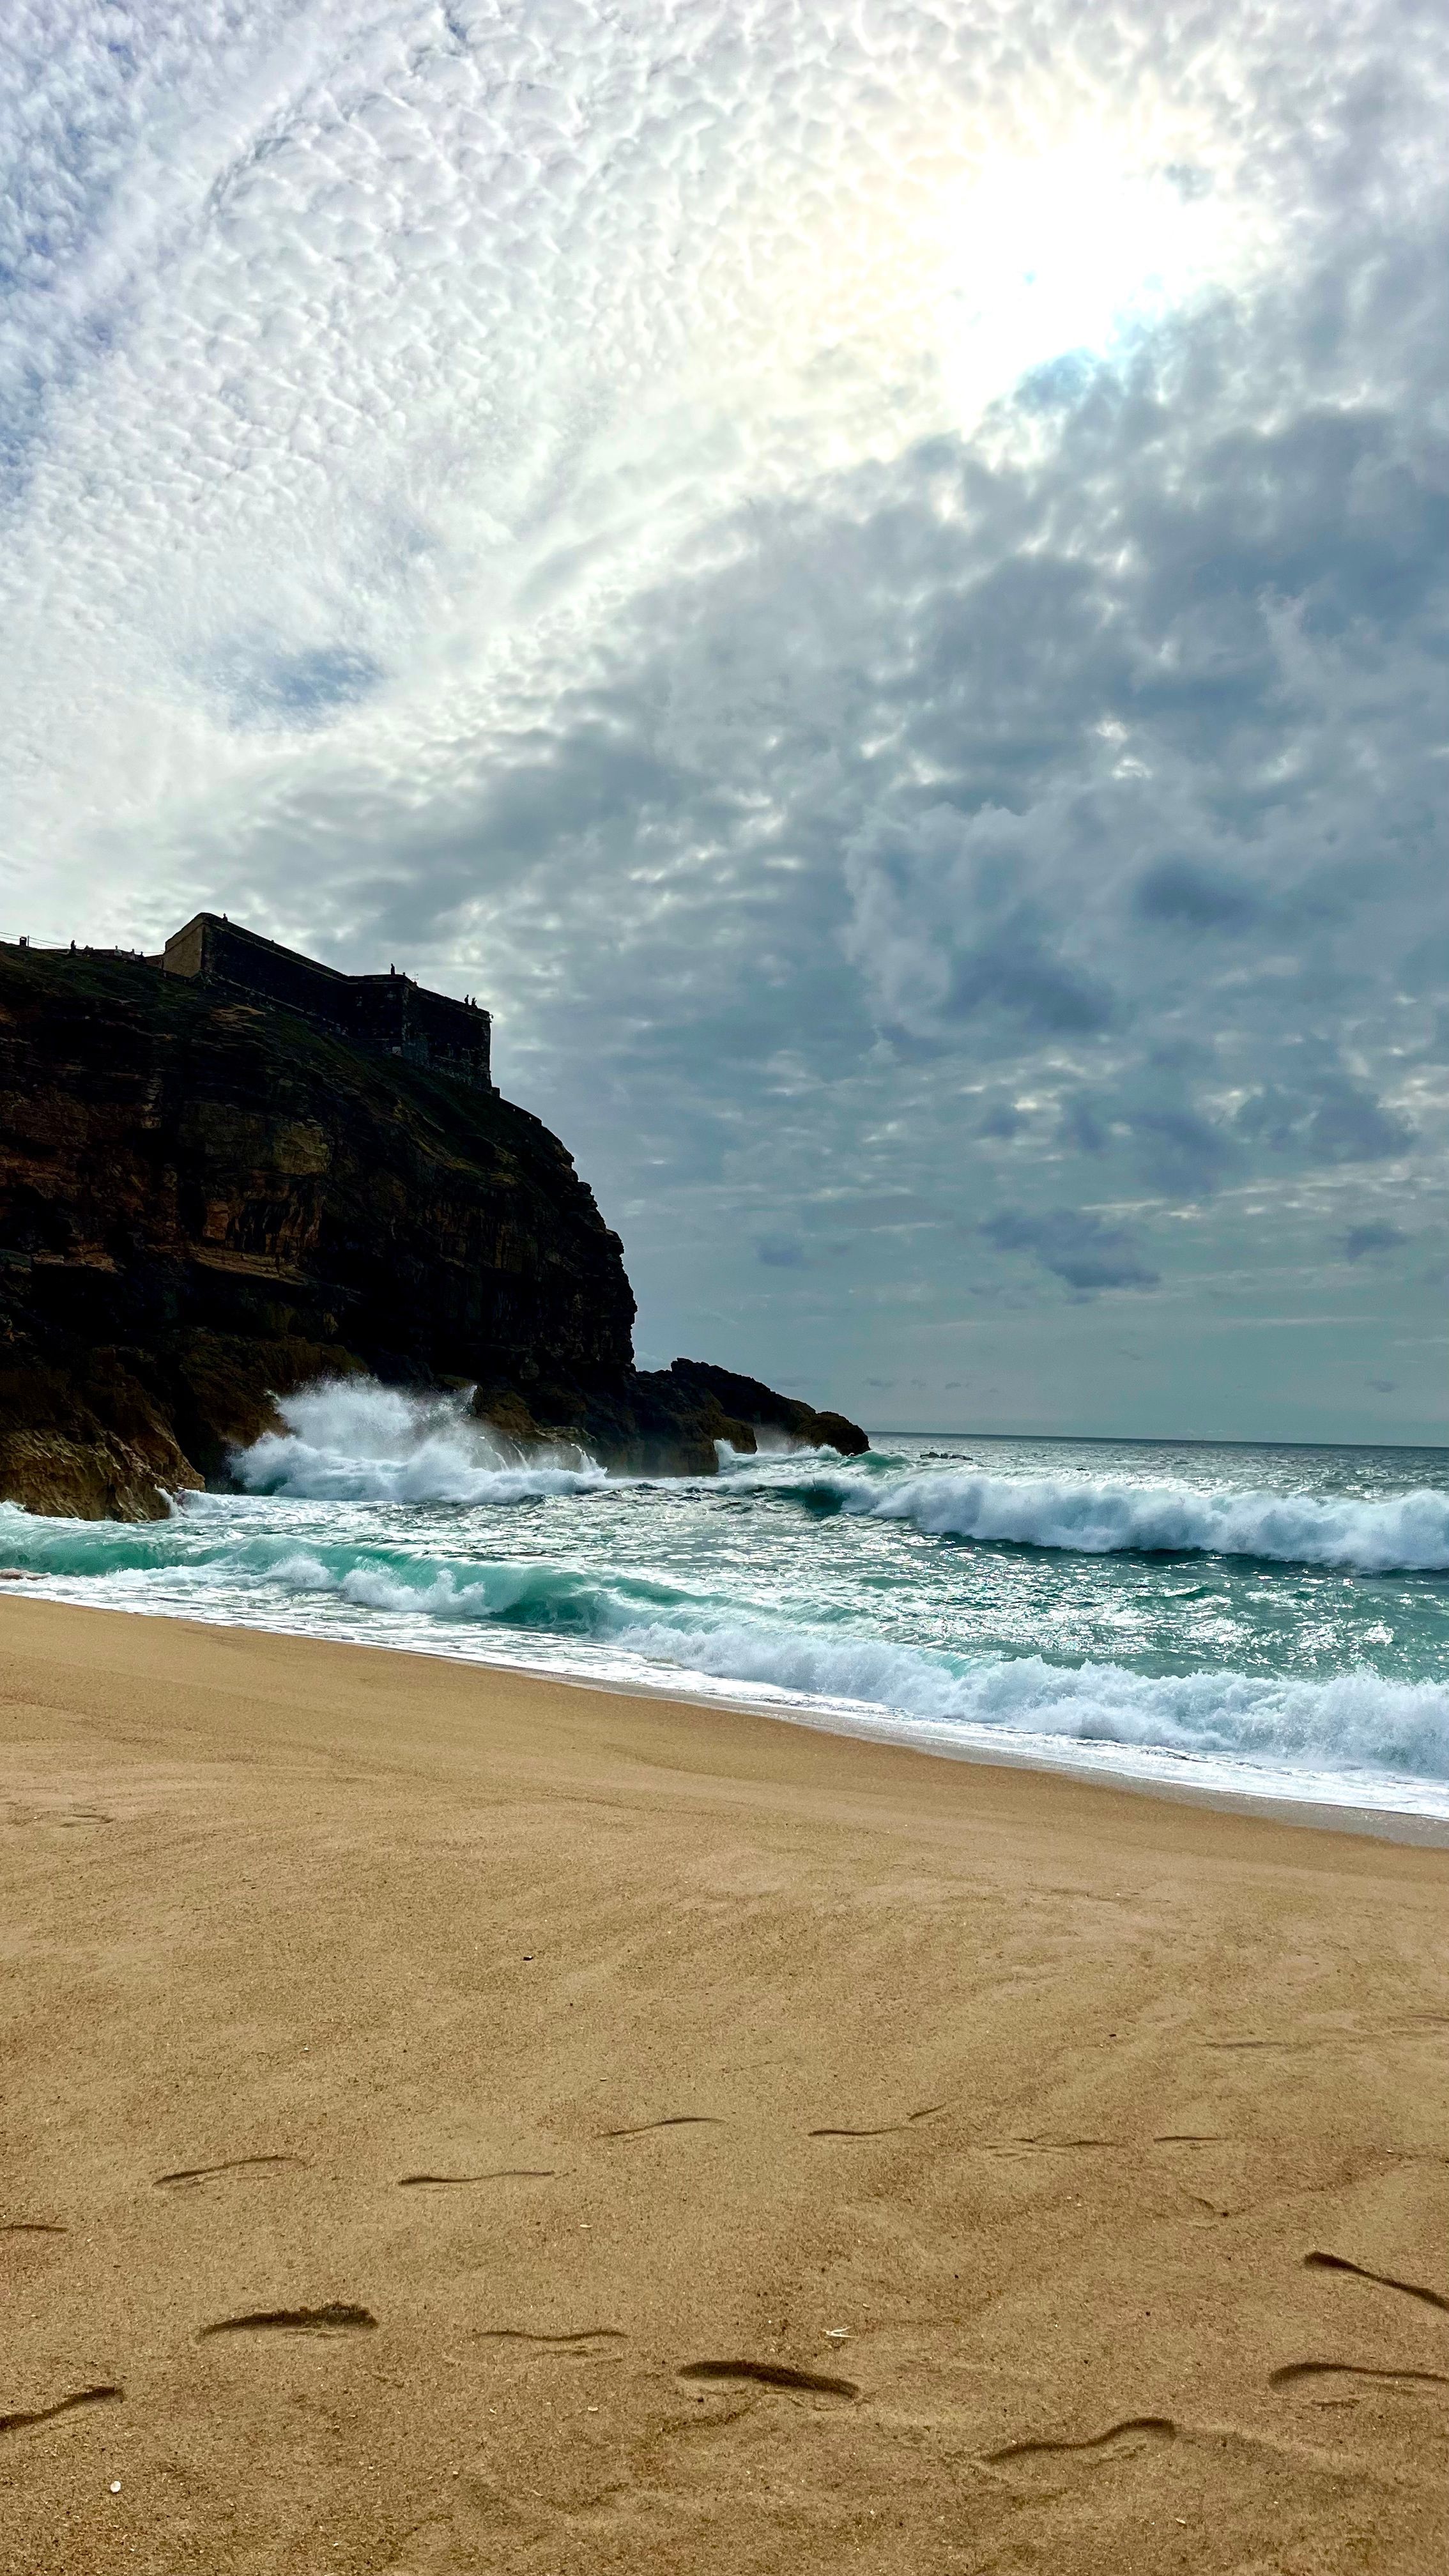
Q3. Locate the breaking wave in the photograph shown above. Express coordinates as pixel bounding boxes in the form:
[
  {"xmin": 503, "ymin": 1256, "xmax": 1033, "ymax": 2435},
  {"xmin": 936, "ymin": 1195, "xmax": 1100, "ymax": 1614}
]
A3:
[
  {"xmin": 6, "ymin": 1387, "xmax": 1449, "ymax": 1818},
  {"xmin": 732, "ymin": 1460, "xmax": 1449, "ymax": 1574},
  {"xmin": 268, "ymin": 1545, "xmax": 1449, "ymax": 1786},
  {"xmin": 4, "ymin": 1512, "xmax": 1448, "ymax": 1804},
  {"xmin": 232, "ymin": 1379, "xmax": 609, "ymax": 1503}
]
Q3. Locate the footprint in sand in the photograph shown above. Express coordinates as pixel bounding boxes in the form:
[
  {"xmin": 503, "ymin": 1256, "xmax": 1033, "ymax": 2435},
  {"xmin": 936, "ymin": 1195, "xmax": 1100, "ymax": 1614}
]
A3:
[
  {"xmin": 1203, "ymin": 2037, "xmax": 1310, "ymax": 2053},
  {"xmin": 1269, "ymin": 2360, "xmax": 1449, "ymax": 2393},
  {"xmin": 198, "ymin": 2304, "xmax": 376, "ymax": 2339},
  {"xmin": 155, "ymin": 2155, "xmax": 303, "ymax": 2190},
  {"xmin": 1305, "ymin": 2250, "xmax": 1449, "ymax": 2316},
  {"xmin": 398, "ymin": 2170, "xmax": 557, "ymax": 2187},
  {"xmin": 976, "ymin": 2136, "xmax": 1124, "ymax": 2159},
  {"xmin": 984, "ymin": 2416, "xmax": 1177, "ymax": 2485},
  {"xmin": 597, "ymin": 2117, "xmax": 723, "ymax": 2141},
  {"xmin": 4, "ymin": 1802, "xmax": 111, "ymax": 1828},
  {"xmin": 678, "ymin": 2359, "xmax": 859, "ymax": 2398},
  {"xmin": 1, "ymin": 2386, "xmax": 123, "ymax": 2437},
  {"xmin": 809, "ymin": 2104, "xmax": 948, "ymax": 2139},
  {"xmin": 477, "ymin": 2328, "xmax": 626, "ymax": 2352}
]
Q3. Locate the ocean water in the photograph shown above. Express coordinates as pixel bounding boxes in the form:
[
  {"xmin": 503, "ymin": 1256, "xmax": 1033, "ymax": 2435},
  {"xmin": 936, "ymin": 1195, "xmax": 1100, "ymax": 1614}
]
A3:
[{"xmin": 4, "ymin": 1379, "xmax": 1449, "ymax": 1821}]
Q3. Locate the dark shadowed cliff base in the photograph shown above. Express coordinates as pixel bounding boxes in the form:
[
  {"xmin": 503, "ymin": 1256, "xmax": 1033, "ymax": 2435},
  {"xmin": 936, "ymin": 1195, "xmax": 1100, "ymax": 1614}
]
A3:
[{"xmin": 0, "ymin": 944, "xmax": 864, "ymax": 1519}]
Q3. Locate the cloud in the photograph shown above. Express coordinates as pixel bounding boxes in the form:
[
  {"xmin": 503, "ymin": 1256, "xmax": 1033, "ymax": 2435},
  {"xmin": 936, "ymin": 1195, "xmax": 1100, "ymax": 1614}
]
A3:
[
  {"xmin": 841, "ymin": 803, "xmax": 1119, "ymax": 1050},
  {"xmin": 982, "ymin": 1207, "xmax": 1160, "ymax": 1294},
  {"xmin": 1127, "ymin": 1102, "xmax": 1234, "ymax": 1198},
  {"xmin": 1340, "ymin": 1222, "xmax": 1408, "ymax": 1260},
  {"xmin": 1305, "ymin": 1083, "xmax": 1415, "ymax": 1166},
  {"xmin": 756, "ymin": 1234, "xmax": 807, "ymax": 1268},
  {"xmin": 0, "ymin": 0, "xmax": 1446, "ymax": 1430},
  {"xmin": 1133, "ymin": 857, "xmax": 1261, "ymax": 931},
  {"xmin": 977, "ymin": 1100, "xmax": 1025, "ymax": 1140},
  {"xmin": 1057, "ymin": 1092, "xmax": 1109, "ymax": 1155},
  {"xmin": 1238, "ymin": 1074, "xmax": 1415, "ymax": 1165}
]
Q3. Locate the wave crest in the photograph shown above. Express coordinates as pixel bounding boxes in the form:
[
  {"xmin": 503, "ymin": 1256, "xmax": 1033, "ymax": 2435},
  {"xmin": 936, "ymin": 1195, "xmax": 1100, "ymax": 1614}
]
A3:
[
  {"xmin": 728, "ymin": 1461, "xmax": 1449, "ymax": 1573},
  {"xmin": 5, "ymin": 1504, "xmax": 1449, "ymax": 1802}
]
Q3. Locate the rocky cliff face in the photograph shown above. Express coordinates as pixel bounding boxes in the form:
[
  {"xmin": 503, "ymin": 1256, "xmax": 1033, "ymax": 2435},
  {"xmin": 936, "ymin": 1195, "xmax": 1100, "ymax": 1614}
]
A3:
[{"xmin": 0, "ymin": 944, "xmax": 864, "ymax": 1517}]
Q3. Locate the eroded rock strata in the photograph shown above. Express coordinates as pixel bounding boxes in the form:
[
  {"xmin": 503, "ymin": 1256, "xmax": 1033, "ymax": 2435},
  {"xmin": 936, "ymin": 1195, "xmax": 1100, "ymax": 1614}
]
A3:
[{"xmin": 0, "ymin": 943, "xmax": 865, "ymax": 1518}]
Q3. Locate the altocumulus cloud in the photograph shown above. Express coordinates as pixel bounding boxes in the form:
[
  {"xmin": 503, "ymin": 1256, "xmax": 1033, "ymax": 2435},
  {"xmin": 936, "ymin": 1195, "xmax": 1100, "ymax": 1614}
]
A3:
[
  {"xmin": 1341, "ymin": 1222, "xmax": 1407, "ymax": 1262},
  {"xmin": 1, "ymin": 0, "xmax": 1447, "ymax": 1432},
  {"xmin": 982, "ymin": 1208, "xmax": 1160, "ymax": 1296}
]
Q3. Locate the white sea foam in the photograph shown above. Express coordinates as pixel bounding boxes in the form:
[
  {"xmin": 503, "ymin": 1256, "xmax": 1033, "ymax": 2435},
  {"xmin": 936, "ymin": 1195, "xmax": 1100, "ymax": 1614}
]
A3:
[
  {"xmin": 232, "ymin": 1379, "xmax": 608, "ymax": 1504},
  {"xmin": 606, "ymin": 1619, "xmax": 1449, "ymax": 1785},
  {"xmin": 172, "ymin": 1538, "xmax": 1449, "ymax": 1791},
  {"xmin": 750, "ymin": 1464, "xmax": 1449, "ymax": 1573},
  {"xmin": 232, "ymin": 1386, "xmax": 1449, "ymax": 1577},
  {"xmin": 10, "ymin": 1395, "xmax": 1449, "ymax": 1819}
]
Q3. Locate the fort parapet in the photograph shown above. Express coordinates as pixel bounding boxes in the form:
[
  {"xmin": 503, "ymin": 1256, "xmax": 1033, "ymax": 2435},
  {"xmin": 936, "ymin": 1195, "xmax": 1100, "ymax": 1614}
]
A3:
[{"xmin": 161, "ymin": 913, "xmax": 491, "ymax": 1089}]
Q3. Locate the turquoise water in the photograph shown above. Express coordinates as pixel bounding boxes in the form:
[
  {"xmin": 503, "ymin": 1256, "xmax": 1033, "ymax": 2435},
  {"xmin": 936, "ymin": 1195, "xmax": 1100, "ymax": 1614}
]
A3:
[{"xmin": 5, "ymin": 1380, "xmax": 1449, "ymax": 1818}]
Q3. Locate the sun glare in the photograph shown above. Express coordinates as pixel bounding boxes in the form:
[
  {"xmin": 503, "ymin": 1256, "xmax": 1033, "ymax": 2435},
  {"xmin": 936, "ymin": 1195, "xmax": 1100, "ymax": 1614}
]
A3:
[
  {"xmin": 685, "ymin": 119, "xmax": 1250, "ymax": 482},
  {"xmin": 940, "ymin": 143, "xmax": 1229, "ymax": 414}
]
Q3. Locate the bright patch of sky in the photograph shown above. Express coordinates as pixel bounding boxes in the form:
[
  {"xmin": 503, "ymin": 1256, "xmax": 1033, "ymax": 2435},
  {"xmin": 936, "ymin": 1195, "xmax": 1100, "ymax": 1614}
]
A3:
[
  {"xmin": 2, "ymin": 0, "xmax": 1446, "ymax": 1439},
  {"xmin": 939, "ymin": 143, "xmax": 1248, "ymax": 417}
]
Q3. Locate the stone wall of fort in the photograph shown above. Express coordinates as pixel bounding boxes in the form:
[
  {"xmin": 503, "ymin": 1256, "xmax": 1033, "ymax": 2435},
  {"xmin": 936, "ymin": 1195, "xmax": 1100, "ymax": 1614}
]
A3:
[{"xmin": 162, "ymin": 914, "xmax": 491, "ymax": 1088}]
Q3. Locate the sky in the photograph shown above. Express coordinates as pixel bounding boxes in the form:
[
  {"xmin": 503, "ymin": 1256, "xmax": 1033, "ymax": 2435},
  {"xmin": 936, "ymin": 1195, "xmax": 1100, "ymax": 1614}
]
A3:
[{"xmin": 3, "ymin": 0, "xmax": 1447, "ymax": 1443}]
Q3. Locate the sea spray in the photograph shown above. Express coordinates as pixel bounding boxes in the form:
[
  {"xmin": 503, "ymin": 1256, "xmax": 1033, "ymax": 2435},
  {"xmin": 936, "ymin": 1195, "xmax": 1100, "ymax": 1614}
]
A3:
[{"xmin": 233, "ymin": 1379, "xmax": 609, "ymax": 1504}]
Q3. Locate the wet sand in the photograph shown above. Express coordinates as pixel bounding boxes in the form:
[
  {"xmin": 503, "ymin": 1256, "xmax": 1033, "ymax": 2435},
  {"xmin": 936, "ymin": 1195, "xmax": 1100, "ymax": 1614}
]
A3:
[{"xmin": 3, "ymin": 1593, "xmax": 1448, "ymax": 2574}]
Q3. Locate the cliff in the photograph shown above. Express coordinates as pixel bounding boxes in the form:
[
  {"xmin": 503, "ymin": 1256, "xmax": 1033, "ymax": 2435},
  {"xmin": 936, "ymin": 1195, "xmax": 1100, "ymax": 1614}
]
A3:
[{"xmin": 0, "ymin": 943, "xmax": 865, "ymax": 1517}]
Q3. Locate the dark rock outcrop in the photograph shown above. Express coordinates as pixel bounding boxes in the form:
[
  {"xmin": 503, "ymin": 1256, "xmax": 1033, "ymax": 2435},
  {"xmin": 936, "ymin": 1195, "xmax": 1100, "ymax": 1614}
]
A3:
[
  {"xmin": 549, "ymin": 1359, "xmax": 871, "ymax": 1478},
  {"xmin": 0, "ymin": 942, "xmax": 865, "ymax": 1517}
]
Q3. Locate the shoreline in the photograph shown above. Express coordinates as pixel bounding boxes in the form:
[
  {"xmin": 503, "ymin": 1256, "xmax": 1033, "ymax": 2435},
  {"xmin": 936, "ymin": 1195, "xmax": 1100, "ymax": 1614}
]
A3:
[
  {"xmin": 5, "ymin": 1581, "xmax": 1448, "ymax": 1847},
  {"xmin": 4, "ymin": 1590, "xmax": 1449, "ymax": 2575}
]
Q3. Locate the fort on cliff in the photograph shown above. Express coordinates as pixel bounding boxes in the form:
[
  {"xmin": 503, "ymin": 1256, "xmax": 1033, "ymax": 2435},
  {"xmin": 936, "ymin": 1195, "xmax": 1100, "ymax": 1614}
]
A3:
[{"xmin": 161, "ymin": 913, "xmax": 493, "ymax": 1089}]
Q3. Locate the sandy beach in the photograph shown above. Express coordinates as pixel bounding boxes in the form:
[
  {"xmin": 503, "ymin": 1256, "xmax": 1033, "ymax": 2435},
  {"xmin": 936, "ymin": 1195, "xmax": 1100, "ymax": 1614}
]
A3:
[{"xmin": 3, "ymin": 1596, "xmax": 1448, "ymax": 2574}]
